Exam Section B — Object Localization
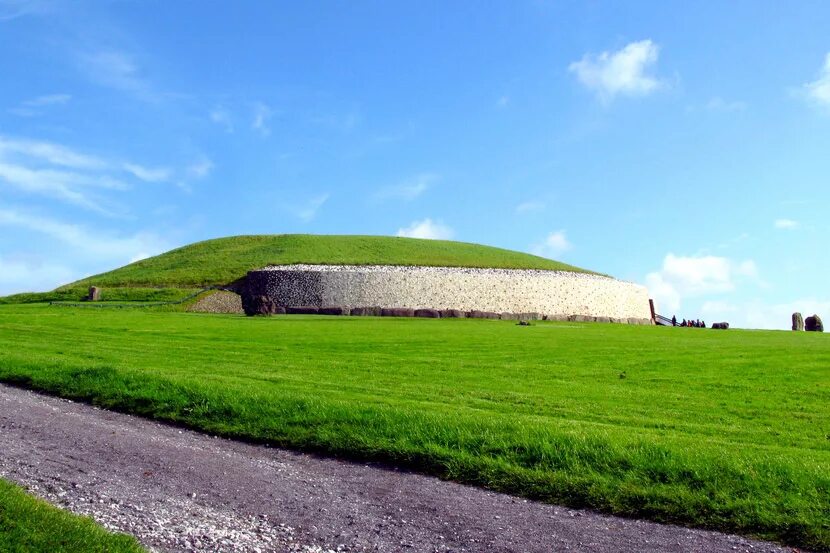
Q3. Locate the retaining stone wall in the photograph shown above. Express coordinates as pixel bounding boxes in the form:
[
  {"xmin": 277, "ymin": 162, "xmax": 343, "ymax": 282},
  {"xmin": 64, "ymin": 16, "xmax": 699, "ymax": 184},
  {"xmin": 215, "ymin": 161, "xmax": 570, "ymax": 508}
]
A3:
[{"xmin": 244, "ymin": 265, "xmax": 651, "ymax": 323}]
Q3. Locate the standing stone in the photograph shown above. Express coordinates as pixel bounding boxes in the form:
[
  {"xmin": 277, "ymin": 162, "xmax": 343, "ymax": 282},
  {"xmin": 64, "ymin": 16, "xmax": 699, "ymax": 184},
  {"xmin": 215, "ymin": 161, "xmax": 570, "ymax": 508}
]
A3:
[
  {"xmin": 805, "ymin": 314, "xmax": 824, "ymax": 332},
  {"xmin": 88, "ymin": 286, "xmax": 100, "ymax": 301},
  {"xmin": 792, "ymin": 312, "xmax": 804, "ymax": 331}
]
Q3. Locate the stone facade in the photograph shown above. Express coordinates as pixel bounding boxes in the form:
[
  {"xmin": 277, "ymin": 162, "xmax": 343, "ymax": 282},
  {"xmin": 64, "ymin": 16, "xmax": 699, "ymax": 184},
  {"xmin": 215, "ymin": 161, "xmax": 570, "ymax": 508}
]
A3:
[{"xmin": 244, "ymin": 265, "xmax": 652, "ymax": 323}]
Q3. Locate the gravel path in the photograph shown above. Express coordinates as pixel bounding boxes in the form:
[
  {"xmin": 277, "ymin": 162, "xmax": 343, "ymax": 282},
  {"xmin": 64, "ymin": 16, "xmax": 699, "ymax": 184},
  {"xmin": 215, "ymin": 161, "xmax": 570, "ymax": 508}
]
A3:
[{"xmin": 0, "ymin": 384, "xmax": 801, "ymax": 553}]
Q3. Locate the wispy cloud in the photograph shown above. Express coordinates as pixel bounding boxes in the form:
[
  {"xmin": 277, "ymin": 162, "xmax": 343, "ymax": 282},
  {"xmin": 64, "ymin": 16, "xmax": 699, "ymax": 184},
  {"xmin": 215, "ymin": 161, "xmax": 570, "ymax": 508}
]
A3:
[
  {"xmin": 78, "ymin": 50, "xmax": 157, "ymax": 101},
  {"xmin": 24, "ymin": 93, "xmax": 71, "ymax": 107},
  {"xmin": 0, "ymin": 207, "xmax": 168, "ymax": 261},
  {"xmin": 0, "ymin": 135, "xmax": 200, "ymax": 214},
  {"xmin": 294, "ymin": 193, "xmax": 329, "ymax": 222},
  {"xmin": 531, "ymin": 230, "xmax": 572, "ymax": 258},
  {"xmin": 310, "ymin": 109, "xmax": 361, "ymax": 132},
  {"xmin": 122, "ymin": 163, "xmax": 171, "ymax": 183},
  {"xmin": 569, "ymin": 40, "xmax": 664, "ymax": 102},
  {"xmin": 496, "ymin": 95, "xmax": 510, "ymax": 108},
  {"xmin": 375, "ymin": 173, "xmax": 439, "ymax": 201},
  {"xmin": 0, "ymin": 136, "xmax": 105, "ymax": 169},
  {"xmin": 803, "ymin": 52, "xmax": 830, "ymax": 106},
  {"xmin": 396, "ymin": 218, "xmax": 454, "ymax": 240},
  {"xmin": 186, "ymin": 156, "xmax": 213, "ymax": 180},
  {"xmin": 0, "ymin": 161, "xmax": 125, "ymax": 215},
  {"xmin": 774, "ymin": 218, "xmax": 799, "ymax": 230},
  {"xmin": 252, "ymin": 102, "xmax": 273, "ymax": 136},
  {"xmin": 515, "ymin": 200, "xmax": 545, "ymax": 214},
  {"xmin": 0, "ymin": 0, "xmax": 52, "ymax": 22},
  {"xmin": 8, "ymin": 93, "xmax": 72, "ymax": 117},
  {"xmin": 704, "ymin": 97, "xmax": 747, "ymax": 112},
  {"xmin": 209, "ymin": 107, "xmax": 234, "ymax": 132},
  {"xmin": 0, "ymin": 162, "xmax": 125, "ymax": 190}
]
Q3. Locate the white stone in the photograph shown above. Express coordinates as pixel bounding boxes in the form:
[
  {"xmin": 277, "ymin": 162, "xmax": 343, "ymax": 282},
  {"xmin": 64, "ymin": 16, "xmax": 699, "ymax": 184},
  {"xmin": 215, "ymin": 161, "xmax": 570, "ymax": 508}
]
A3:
[{"xmin": 249, "ymin": 265, "xmax": 651, "ymax": 322}]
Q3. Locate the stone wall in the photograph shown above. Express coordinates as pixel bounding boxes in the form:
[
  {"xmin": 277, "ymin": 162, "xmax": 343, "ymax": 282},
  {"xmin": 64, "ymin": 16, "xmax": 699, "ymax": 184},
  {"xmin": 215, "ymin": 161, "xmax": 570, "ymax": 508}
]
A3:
[{"xmin": 245, "ymin": 265, "xmax": 652, "ymax": 323}]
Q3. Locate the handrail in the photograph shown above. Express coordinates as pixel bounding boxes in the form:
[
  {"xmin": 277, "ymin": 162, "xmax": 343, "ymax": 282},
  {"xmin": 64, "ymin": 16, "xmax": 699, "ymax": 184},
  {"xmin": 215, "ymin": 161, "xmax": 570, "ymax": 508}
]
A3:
[{"xmin": 654, "ymin": 314, "xmax": 674, "ymax": 326}]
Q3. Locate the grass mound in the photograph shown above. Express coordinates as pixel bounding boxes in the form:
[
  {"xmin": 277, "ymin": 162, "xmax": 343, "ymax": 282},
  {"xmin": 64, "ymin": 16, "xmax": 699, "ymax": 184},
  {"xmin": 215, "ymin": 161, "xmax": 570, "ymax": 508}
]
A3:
[
  {"xmin": 0, "ymin": 305, "xmax": 827, "ymax": 551},
  {"xmin": 0, "ymin": 478, "xmax": 143, "ymax": 552},
  {"xmin": 62, "ymin": 234, "xmax": 590, "ymax": 290}
]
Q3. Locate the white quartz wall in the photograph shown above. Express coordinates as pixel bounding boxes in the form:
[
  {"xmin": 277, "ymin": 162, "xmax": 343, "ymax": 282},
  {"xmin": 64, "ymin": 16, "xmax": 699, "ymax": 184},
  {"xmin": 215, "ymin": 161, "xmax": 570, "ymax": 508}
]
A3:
[{"xmin": 248, "ymin": 265, "xmax": 651, "ymax": 321}]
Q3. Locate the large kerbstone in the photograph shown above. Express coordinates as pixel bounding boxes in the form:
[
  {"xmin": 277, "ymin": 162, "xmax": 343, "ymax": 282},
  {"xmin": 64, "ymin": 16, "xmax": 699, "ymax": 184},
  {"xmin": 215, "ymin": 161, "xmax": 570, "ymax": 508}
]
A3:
[
  {"xmin": 350, "ymin": 306, "xmax": 382, "ymax": 316},
  {"xmin": 381, "ymin": 308, "xmax": 415, "ymax": 318},
  {"xmin": 286, "ymin": 306, "xmax": 319, "ymax": 315},
  {"xmin": 319, "ymin": 307, "xmax": 349, "ymax": 316},
  {"xmin": 242, "ymin": 295, "xmax": 285, "ymax": 316},
  {"xmin": 468, "ymin": 310, "xmax": 500, "ymax": 319},
  {"xmin": 805, "ymin": 314, "xmax": 824, "ymax": 332}
]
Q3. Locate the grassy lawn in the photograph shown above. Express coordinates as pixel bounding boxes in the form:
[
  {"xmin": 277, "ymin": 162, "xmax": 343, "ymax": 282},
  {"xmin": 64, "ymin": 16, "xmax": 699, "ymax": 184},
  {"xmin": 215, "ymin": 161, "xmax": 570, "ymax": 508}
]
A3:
[
  {"xmin": 0, "ymin": 478, "xmax": 143, "ymax": 553},
  {"xmin": 0, "ymin": 304, "xmax": 827, "ymax": 550}
]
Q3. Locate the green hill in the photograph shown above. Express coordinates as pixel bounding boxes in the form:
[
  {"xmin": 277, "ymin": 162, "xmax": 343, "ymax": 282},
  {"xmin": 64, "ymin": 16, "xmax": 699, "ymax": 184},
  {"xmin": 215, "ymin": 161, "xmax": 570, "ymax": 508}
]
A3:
[
  {"xmin": 0, "ymin": 234, "xmax": 591, "ymax": 304},
  {"xmin": 64, "ymin": 234, "xmax": 591, "ymax": 289}
]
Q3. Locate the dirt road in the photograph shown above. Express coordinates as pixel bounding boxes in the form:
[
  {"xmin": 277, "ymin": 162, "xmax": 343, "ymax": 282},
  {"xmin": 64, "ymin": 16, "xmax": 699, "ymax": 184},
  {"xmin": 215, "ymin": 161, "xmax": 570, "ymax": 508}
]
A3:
[{"xmin": 0, "ymin": 384, "xmax": 798, "ymax": 552}]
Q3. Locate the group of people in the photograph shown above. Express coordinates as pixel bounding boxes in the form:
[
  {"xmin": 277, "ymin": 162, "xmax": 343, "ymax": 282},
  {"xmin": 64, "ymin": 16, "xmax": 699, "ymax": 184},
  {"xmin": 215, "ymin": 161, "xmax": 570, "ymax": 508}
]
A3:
[{"xmin": 671, "ymin": 316, "xmax": 705, "ymax": 328}]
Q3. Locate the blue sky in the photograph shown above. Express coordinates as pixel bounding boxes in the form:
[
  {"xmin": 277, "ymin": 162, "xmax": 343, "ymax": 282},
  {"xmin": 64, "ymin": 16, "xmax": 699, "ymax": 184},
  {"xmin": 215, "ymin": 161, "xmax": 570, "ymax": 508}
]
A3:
[{"xmin": 2, "ymin": 0, "xmax": 829, "ymax": 329}]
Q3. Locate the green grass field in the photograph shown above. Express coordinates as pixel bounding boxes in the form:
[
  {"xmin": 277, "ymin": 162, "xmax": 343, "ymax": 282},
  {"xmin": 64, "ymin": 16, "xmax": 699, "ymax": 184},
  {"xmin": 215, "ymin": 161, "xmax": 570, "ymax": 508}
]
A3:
[
  {"xmin": 0, "ymin": 305, "xmax": 827, "ymax": 550},
  {"xmin": 0, "ymin": 478, "xmax": 143, "ymax": 553}
]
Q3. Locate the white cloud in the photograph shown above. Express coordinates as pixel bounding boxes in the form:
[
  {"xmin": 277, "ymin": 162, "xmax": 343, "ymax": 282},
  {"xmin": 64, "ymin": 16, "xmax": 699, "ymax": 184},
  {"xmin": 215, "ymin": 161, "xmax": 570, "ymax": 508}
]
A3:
[
  {"xmin": 79, "ymin": 50, "xmax": 154, "ymax": 100},
  {"xmin": 376, "ymin": 173, "xmax": 438, "ymax": 201},
  {"xmin": 0, "ymin": 255, "xmax": 77, "ymax": 296},
  {"xmin": 531, "ymin": 230, "xmax": 572, "ymax": 258},
  {"xmin": 705, "ymin": 97, "xmax": 747, "ymax": 112},
  {"xmin": 310, "ymin": 110, "xmax": 361, "ymax": 132},
  {"xmin": 774, "ymin": 218, "xmax": 799, "ymax": 230},
  {"xmin": 209, "ymin": 107, "xmax": 234, "ymax": 132},
  {"xmin": 122, "ymin": 163, "xmax": 171, "ymax": 183},
  {"xmin": 295, "ymin": 193, "xmax": 329, "ymax": 222},
  {"xmin": 569, "ymin": 40, "xmax": 664, "ymax": 102},
  {"xmin": 646, "ymin": 253, "xmax": 759, "ymax": 314},
  {"xmin": 0, "ymin": 162, "xmax": 126, "ymax": 214},
  {"xmin": 8, "ymin": 93, "xmax": 72, "ymax": 117},
  {"xmin": 497, "ymin": 95, "xmax": 510, "ymax": 108},
  {"xmin": 515, "ymin": 200, "xmax": 545, "ymax": 214},
  {"xmin": 186, "ymin": 156, "xmax": 213, "ymax": 180},
  {"xmin": 252, "ymin": 102, "xmax": 273, "ymax": 136},
  {"xmin": 0, "ymin": 135, "xmax": 202, "ymax": 212},
  {"xmin": 804, "ymin": 53, "xmax": 830, "ymax": 106},
  {"xmin": 396, "ymin": 218, "xmax": 454, "ymax": 240},
  {"xmin": 23, "ymin": 93, "xmax": 71, "ymax": 107},
  {"xmin": 0, "ymin": 207, "xmax": 168, "ymax": 262},
  {"xmin": 0, "ymin": 0, "xmax": 52, "ymax": 22},
  {"xmin": 0, "ymin": 136, "xmax": 105, "ymax": 170}
]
